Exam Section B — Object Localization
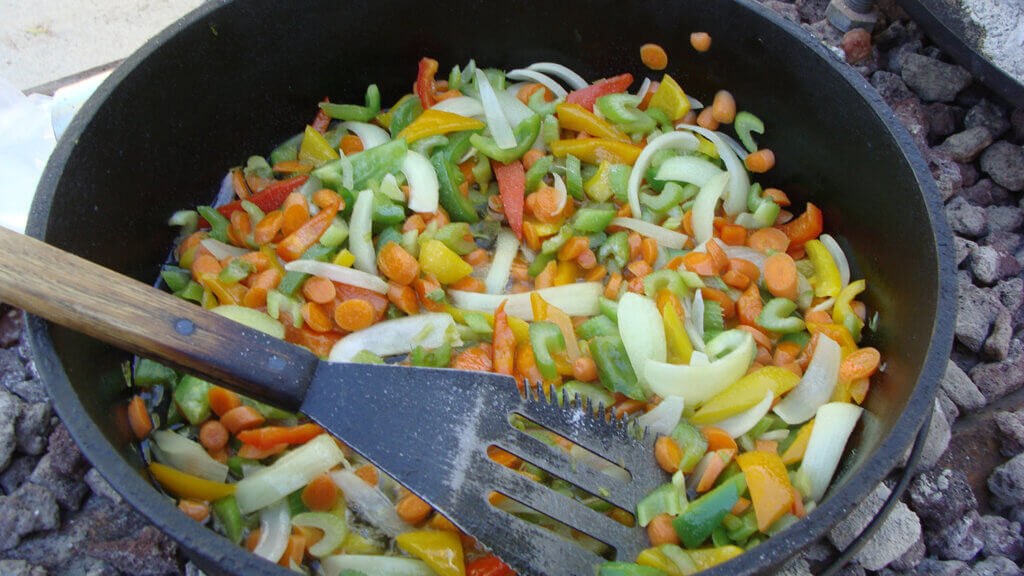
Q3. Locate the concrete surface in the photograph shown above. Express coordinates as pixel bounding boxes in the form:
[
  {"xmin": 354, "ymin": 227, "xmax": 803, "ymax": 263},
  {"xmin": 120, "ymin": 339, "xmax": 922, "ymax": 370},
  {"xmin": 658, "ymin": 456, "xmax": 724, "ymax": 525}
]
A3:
[{"xmin": 0, "ymin": 0, "xmax": 203, "ymax": 91}]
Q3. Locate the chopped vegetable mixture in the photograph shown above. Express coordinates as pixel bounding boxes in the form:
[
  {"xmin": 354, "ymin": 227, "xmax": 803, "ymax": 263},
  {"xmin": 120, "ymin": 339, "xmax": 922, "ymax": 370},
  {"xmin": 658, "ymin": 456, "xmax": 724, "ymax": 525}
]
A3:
[{"xmin": 128, "ymin": 48, "xmax": 881, "ymax": 576}]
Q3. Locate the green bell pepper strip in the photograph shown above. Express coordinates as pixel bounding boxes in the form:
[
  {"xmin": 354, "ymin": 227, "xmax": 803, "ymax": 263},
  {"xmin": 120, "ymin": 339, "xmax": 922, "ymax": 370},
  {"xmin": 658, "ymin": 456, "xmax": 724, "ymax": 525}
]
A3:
[
  {"xmin": 430, "ymin": 151, "xmax": 479, "ymax": 223},
  {"xmin": 218, "ymin": 258, "xmax": 254, "ymax": 284},
  {"xmin": 388, "ymin": 95, "xmax": 423, "ymax": 137},
  {"xmin": 175, "ymin": 281, "xmax": 204, "ymax": 303},
  {"xmin": 598, "ymin": 231, "xmax": 630, "ymax": 269},
  {"xmin": 599, "ymin": 296, "xmax": 619, "ymax": 321},
  {"xmin": 636, "ymin": 483, "xmax": 686, "ymax": 527},
  {"xmin": 319, "ymin": 84, "xmax": 381, "ymax": 122},
  {"xmin": 576, "ymin": 315, "xmax": 618, "ymax": 340},
  {"xmin": 734, "ymin": 111, "xmax": 764, "ymax": 154},
  {"xmin": 434, "ymin": 223, "xmax": 477, "ymax": 255},
  {"xmin": 672, "ymin": 473, "xmax": 747, "ymax": 549},
  {"xmin": 711, "ymin": 525, "xmax": 732, "ymax": 548},
  {"xmin": 670, "ymin": 420, "xmax": 709, "ymax": 474},
  {"xmin": 196, "ymin": 206, "xmax": 229, "ymax": 243},
  {"xmin": 371, "ymin": 191, "xmax": 406, "ymax": 225},
  {"xmin": 589, "ymin": 335, "xmax": 645, "ymax": 400},
  {"xmin": 573, "ymin": 204, "xmax": 617, "ymax": 233},
  {"xmin": 725, "ymin": 509, "xmax": 759, "ymax": 543},
  {"xmin": 595, "ymin": 93, "xmax": 656, "ymax": 134},
  {"xmin": 243, "ymin": 396, "xmax": 295, "ymax": 420},
  {"xmin": 524, "ymin": 155, "xmax": 554, "ymax": 192},
  {"xmin": 133, "ymin": 359, "xmax": 177, "ymax": 388},
  {"xmin": 410, "ymin": 134, "xmax": 449, "ymax": 157},
  {"xmin": 527, "ymin": 89, "xmax": 562, "ymax": 117},
  {"xmin": 245, "ymin": 155, "xmax": 273, "ymax": 179},
  {"xmin": 559, "ymin": 380, "xmax": 616, "ymax": 408},
  {"xmin": 313, "ymin": 138, "xmax": 409, "ymax": 193},
  {"xmin": 565, "ymin": 154, "xmax": 584, "ymax": 200},
  {"xmin": 411, "ymin": 342, "xmax": 452, "ymax": 367},
  {"xmin": 213, "ymin": 496, "xmax": 244, "ymax": 544},
  {"xmin": 173, "ymin": 375, "xmax": 212, "ymax": 425},
  {"xmin": 471, "ymin": 114, "xmax": 543, "ymax": 164},
  {"xmin": 269, "ymin": 133, "xmax": 302, "ymax": 165},
  {"xmin": 541, "ymin": 223, "xmax": 575, "ymax": 255},
  {"xmin": 757, "ymin": 298, "xmax": 806, "ymax": 333},
  {"xmin": 644, "ymin": 270, "xmax": 689, "ymax": 301},
  {"xmin": 161, "ymin": 266, "xmax": 191, "ymax": 292},
  {"xmin": 530, "ymin": 321, "xmax": 566, "ymax": 380},
  {"xmin": 527, "ymin": 252, "xmax": 555, "ymax": 277},
  {"xmin": 599, "ymin": 562, "xmax": 670, "ymax": 576},
  {"xmin": 442, "ymin": 129, "xmax": 480, "ymax": 165}
]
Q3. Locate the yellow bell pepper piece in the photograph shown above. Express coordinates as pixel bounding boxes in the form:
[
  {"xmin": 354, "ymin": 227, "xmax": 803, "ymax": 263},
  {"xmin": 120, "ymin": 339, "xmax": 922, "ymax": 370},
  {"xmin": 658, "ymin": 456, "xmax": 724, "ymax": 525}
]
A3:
[
  {"xmin": 445, "ymin": 305, "xmax": 530, "ymax": 343},
  {"xmin": 396, "ymin": 109, "xmax": 485, "ymax": 144},
  {"xmin": 332, "ymin": 248, "xmax": 356, "ymax": 267},
  {"xmin": 395, "ymin": 530, "xmax": 465, "ymax": 576},
  {"xmin": 637, "ymin": 547, "xmax": 684, "ymax": 576},
  {"xmin": 695, "ymin": 135, "xmax": 719, "ymax": 158},
  {"xmin": 298, "ymin": 125, "xmax": 340, "ymax": 167},
  {"xmin": 260, "ymin": 244, "xmax": 285, "ymax": 277},
  {"xmin": 648, "ymin": 74, "xmax": 691, "ymax": 121},
  {"xmin": 529, "ymin": 219, "xmax": 563, "ymax": 237},
  {"xmin": 340, "ymin": 531, "xmax": 383, "ymax": 554},
  {"xmin": 804, "ymin": 240, "xmax": 842, "ymax": 298},
  {"xmin": 735, "ymin": 451, "xmax": 794, "ymax": 531},
  {"xmin": 531, "ymin": 291, "xmax": 551, "ymax": 321},
  {"xmin": 832, "ymin": 279, "xmax": 865, "ymax": 331},
  {"xmin": 148, "ymin": 462, "xmax": 236, "ymax": 501},
  {"xmin": 550, "ymin": 138, "xmax": 643, "ymax": 166},
  {"xmin": 584, "ymin": 161, "xmax": 614, "ymax": 202},
  {"xmin": 419, "ymin": 239, "xmax": 473, "ymax": 284},
  {"xmin": 832, "ymin": 379, "xmax": 853, "ymax": 403},
  {"xmin": 691, "ymin": 366, "xmax": 799, "ymax": 425},
  {"xmin": 688, "ymin": 546, "xmax": 744, "ymax": 570},
  {"xmin": 198, "ymin": 273, "xmax": 242, "ymax": 306},
  {"xmin": 806, "ymin": 322, "xmax": 858, "ymax": 357},
  {"xmin": 554, "ymin": 259, "xmax": 578, "ymax": 286},
  {"xmin": 663, "ymin": 301, "xmax": 693, "ymax": 364},
  {"xmin": 556, "ymin": 103, "xmax": 630, "ymax": 143},
  {"xmin": 781, "ymin": 419, "xmax": 814, "ymax": 465}
]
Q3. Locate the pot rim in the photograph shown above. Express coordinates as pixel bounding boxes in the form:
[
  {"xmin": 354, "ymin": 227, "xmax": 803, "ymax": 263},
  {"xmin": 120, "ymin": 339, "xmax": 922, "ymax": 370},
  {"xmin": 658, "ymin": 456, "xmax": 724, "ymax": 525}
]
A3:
[{"xmin": 26, "ymin": 0, "xmax": 956, "ymax": 574}]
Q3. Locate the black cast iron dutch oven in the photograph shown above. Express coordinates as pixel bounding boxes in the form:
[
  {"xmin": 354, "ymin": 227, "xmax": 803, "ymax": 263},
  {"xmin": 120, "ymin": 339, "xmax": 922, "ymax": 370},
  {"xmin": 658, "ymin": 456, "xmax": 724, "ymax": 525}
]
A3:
[{"xmin": 26, "ymin": 0, "xmax": 955, "ymax": 574}]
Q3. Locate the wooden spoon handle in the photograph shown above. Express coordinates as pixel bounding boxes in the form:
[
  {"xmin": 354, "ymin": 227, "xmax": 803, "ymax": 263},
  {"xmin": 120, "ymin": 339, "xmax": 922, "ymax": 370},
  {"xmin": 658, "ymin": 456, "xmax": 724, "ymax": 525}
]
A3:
[{"xmin": 0, "ymin": 226, "xmax": 316, "ymax": 410}]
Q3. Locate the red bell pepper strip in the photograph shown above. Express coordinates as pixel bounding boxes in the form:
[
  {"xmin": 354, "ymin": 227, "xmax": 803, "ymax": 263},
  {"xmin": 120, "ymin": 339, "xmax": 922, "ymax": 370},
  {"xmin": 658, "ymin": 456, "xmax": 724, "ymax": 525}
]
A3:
[
  {"xmin": 311, "ymin": 97, "xmax": 331, "ymax": 134},
  {"xmin": 415, "ymin": 57, "xmax": 440, "ymax": 109},
  {"xmin": 491, "ymin": 159, "xmax": 525, "ymax": 240},
  {"xmin": 777, "ymin": 202, "xmax": 823, "ymax": 248},
  {"xmin": 237, "ymin": 423, "xmax": 324, "ymax": 449},
  {"xmin": 466, "ymin": 555, "xmax": 515, "ymax": 576},
  {"xmin": 565, "ymin": 73, "xmax": 634, "ymax": 111},
  {"xmin": 493, "ymin": 301, "xmax": 516, "ymax": 377},
  {"xmin": 211, "ymin": 175, "xmax": 309, "ymax": 223}
]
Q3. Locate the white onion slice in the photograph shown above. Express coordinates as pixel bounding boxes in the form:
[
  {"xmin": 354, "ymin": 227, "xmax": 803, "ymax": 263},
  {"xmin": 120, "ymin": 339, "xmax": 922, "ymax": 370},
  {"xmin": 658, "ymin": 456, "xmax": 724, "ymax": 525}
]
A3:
[
  {"xmin": 507, "ymin": 69, "xmax": 569, "ymax": 99},
  {"xmin": 252, "ymin": 499, "xmax": 290, "ymax": 562},
  {"xmin": 617, "ymin": 292, "xmax": 666, "ymax": 392},
  {"xmin": 627, "ymin": 131, "xmax": 700, "ymax": 217},
  {"xmin": 284, "ymin": 259, "xmax": 388, "ymax": 294},
  {"xmin": 635, "ymin": 77, "xmax": 652, "ymax": 99},
  {"xmin": 568, "ymin": 445, "xmax": 631, "ymax": 482},
  {"xmin": 811, "ymin": 297, "xmax": 836, "ymax": 313},
  {"xmin": 235, "ymin": 435, "xmax": 346, "ymax": 513},
  {"xmin": 637, "ymin": 396, "xmax": 685, "ymax": 437},
  {"xmin": 654, "ymin": 156, "xmax": 725, "ymax": 187},
  {"xmin": 819, "ymin": 233, "xmax": 851, "ymax": 289},
  {"xmin": 646, "ymin": 330, "xmax": 755, "ymax": 406},
  {"xmin": 494, "ymin": 89, "xmax": 536, "ymax": 128},
  {"xmin": 331, "ymin": 469, "xmax": 413, "ymax": 538},
  {"xmin": 322, "ymin": 556, "xmax": 434, "ymax": 576},
  {"xmin": 328, "ymin": 313, "xmax": 458, "ymax": 363},
  {"xmin": 200, "ymin": 238, "xmax": 248, "ymax": 260},
  {"xmin": 431, "ymin": 96, "xmax": 485, "ymax": 119},
  {"xmin": 150, "ymin": 430, "xmax": 228, "ymax": 482},
  {"xmin": 713, "ymin": 390, "xmax": 774, "ymax": 438},
  {"xmin": 449, "ymin": 282, "xmax": 603, "ymax": 320},
  {"xmin": 758, "ymin": 429, "xmax": 790, "ymax": 442},
  {"xmin": 687, "ymin": 95, "xmax": 705, "ymax": 110},
  {"xmin": 679, "ymin": 125, "xmax": 750, "ymax": 217},
  {"xmin": 551, "ymin": 173, "xmax": 568, "ymax": 215},
  {"xmin": 690, "ymin": 289, "xmax": 706, "ymax": 343},
  {"xmin": 526, "ymin": 62, "xmax": 588, "ymax": 90},
  {"xmin": 692, "ymin": 172, "xmax": 730, "ymax": 245},
  {"xmin": 610, "ymin": 217, "xmax": 689, "ymax": 250},
  {"xmin": 773, "ymin": 336, "xmax": 841, "ymax": 425},
  {"xmin": 349, "ymin": 189, "xmax": 376, "ymax": 275},
  {"xmin": 401, "ymin": 150, "xmax": 439, "ymax": 213},
  {"xmin": 485, "ymin": 229, "xmax": 520, "ymax": 294},
  {"xmin": 340, "ymin": 121, "xmax": 390, "ymax": 150},
  {"xmin": 716, "ymin": 130, "xmax": 750, "ymax": 159},
  {"xmin": 379, "ymin": 173, "xmax": 406, "ymax": 203},
  {"xmin": 799, "ymin": 402, "xmax": 863, "ymax": 502},
  {"xmin": 475, "ymin": 69, "xmax": 516, "ymax": 149}
]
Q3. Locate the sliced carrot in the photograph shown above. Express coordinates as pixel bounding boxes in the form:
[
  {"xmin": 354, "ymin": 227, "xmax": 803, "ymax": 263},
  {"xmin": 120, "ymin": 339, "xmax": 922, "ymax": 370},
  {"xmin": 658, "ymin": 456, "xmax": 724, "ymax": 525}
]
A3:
[
  {"xmin": 229, "ymin": 211, "xmax": 253, "ymax": 247},
  {"xmin": 745, "ymin": 149, "xmax": 776, "ymax": 173},
  {"xmin": 722, "ymin": 269, "xmax": 750, "ymax": 290},
  {"xmin": 558, "ymin": 237, "xmax": 590, "ymax": 262},
  {"xmin": 524, "ymin": 186, "xmax": 564, "ymax": 223},
  {"xmin": 230, "ymin": 168, "xmax": 251, "ymax": 200},
  {"xmin": 792, "ymin": 488, "xmax": 807, "ymax": 518},
  {"xmin": 178, "ymin": 499, "xmax": 211, "ymax": 522},
  {"xmin": 128, "ymin": 395, "xmax": 153, "ymax": 439},
  {"xmin": 711, "ymin": 90, "xmax": 737, "ymax": 124},
  {"xmin": 517, "ymin": 83, "xmax": 551, "ymax": 105},
  {"xmin": 736, "ymin": 284, "xmax": 763, "ymax": 328},
  {"xmin": 755, "ymin": 439, "xmax": 779, "ymax": 454},
  {"xmin": 388, "ymin": 282, "xmax": 420, "ymax": 316},
  {"xmin": 403, "ymin": 214, "xmax": 426, "ymax": 233},
  {"xmin": 747, "ymin": 227, "xmax": 790, "ymax": 254},
  {"xmin": 695, "ymin": 451, "xmax": 730, "ymax": 492},
  {"xmin": 706, "ymin": 239, "xmax": 730, "ymax": 272},
  {"xmin": 639, "ymin": 237, "xmax": 659, "ymax": 266},
  {"xmin": 333, "ymin": 298, "xmax": 376, "ymax": 332},
  {"xmin": 691, "ymin": 32, "xmax": 712, "ymax": 52},
  {"xmin": 377, "ymin": 242, "xmax": 420, "ymax": 285},
  {"xmin": 731, "ymin": 497, "xmax": 751, "ymax": 515},
  {"xmin": 354, "ymin": 463, "xmax": 379, "ymax": 486},
  {"xmin": 242, "ymin": 269, "xmax": 282, "ymax": 308},
  {"xmin": 534, "ymin": 260, "xmax": 557, "ymax": 289},
  {"xmin": 219, "ymin": 405, "xmax": 266, "ymax": 435},
  {"xmin": 729, "ymin": 258, "xmax": 761, "ymax": 284},
  {"xmin": 700, "ymin": 287, "xmax": 735, "ymax": 320},
  {"xmin": 199, "ymin": 420, "xmax": 229, "ymax": 451},
  {"xmin": 253, "ymin": 210, "xmax": 284, "ymax": 246},
  {"xmin": 208, "ymin": 387, "xmax": 242, "ymax": 417},
  {"xmin": 277, "ymin": 200, "xmax": 339, "ymax": 262},
  {"xmin": 702, "ymin": 426, "xmax": 738, "ymax": 453},
  {"xmin": 697, "ymin": 106, "xmax": 720, "ymax": 130},
  {"xmin": 763, "ymin": 252, "xmax": 799, "ymax": 301},
  {"xmin": 396, "ymin": 493, "xmax": 433, "ymax": 524},
  {"xmin": 654, "ymin": 436, "xmax": 683, "ymax": 474},
  {"xmin": 850, "ymin": 378, "xmax": 871, "ymax": 404},
  {"xmin": 238, "ymin": 442, "xmax": 288, "ymax": 460},
  {"xmin": 583, "ymin": 263, "xmax": 606, "ymax": 282},
  {"xmin": 272, "ymin": 160, "xmax": 313, "ymax": 174},
  {"xmin": 804, "ymin": 309, "xmax": 832, "ymax": 324},
  {"xmin": 311, "ymin": 188, "xmax": 342, "ymax": 210},
  {"xmin": 301, "ymin": 473, "xmax": 339, "ymax": 511},
  {"xmin": 465, "ymin": 248, "xmax": 489, "ymax": 267},
  {"xmin": 681, "ymin": 251, "xmax": 718, "ymax": 276},
  {"xmin": 647, "ymin": 514, "xmax": 679, "ymax": 546},
  {"xmin": 450, "ymin": 276, "xmax": 486, "ymax": 293},
  {"xmin": 301, "ymin": 301, "xmax": 333, "ymax": 333},
  {"xmin": 281, "ymin": 192, "xmax": 311, "ymax": 237},
  {"xmin": 763, "ymin": 187, "xmax": 790, "ymax": 207},
  {"xmin": 302, "ymin": 276, "xmax": 337, "ymax": 304},
  {"xmin": 452, "ymin": 346, "xmax": 494, "ymax": 372},
  {"xmin": 521, "ymin": 149, "xmax": 544, "ymax": 171},
  {"xmin": 340, "ymin": 134, "xmax": 363, "ymax": 155},
  {"xmin": 190, "ymin": 254, "xmax": 222, "ymax": 282},
  {"xmin": 238, "ymin": 423, "xmax": 324, "ymax": 449},
  {"xmin": 640, "ymin": 43, "xmax": 669, "ymax": 70},
  {"xmin": 429, "ymin": 513, "xmax": 459, "ymax": 532},
  {"xmin": 772, "ymin": 341, "xmax": 803, "ymax": 366},
  {"xmin": 840, "ymin": 347, "xmax": 882, "ymax": 381},
  {"xmin": 278, "ymin": 533, "xmax": 306, "ymax": 568},
  {"xmin": 604, "ymin": 272, "xmax": 623, "ymax": 300},
  {"xmin": 720, "ymin": 224, "xmax": 747, "ymax": 246},
  {"xmin": 413, "ymin": 276, "xmax": 446, "ymax": 312}
]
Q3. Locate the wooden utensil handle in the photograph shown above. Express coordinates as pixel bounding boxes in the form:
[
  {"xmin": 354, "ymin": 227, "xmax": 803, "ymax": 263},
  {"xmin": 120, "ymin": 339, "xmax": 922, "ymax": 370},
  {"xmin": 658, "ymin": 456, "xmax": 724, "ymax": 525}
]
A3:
[{"xmin": 0, "ymin": 226, "xmax": 317, "ymax": 410}]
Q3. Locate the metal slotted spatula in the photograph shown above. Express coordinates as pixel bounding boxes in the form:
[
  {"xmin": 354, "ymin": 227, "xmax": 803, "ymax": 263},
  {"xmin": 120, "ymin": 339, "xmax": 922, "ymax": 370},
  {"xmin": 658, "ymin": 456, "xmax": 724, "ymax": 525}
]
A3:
[{"xmin": 0, "ymin": 226, "xmax": 665, "ymax": 576}]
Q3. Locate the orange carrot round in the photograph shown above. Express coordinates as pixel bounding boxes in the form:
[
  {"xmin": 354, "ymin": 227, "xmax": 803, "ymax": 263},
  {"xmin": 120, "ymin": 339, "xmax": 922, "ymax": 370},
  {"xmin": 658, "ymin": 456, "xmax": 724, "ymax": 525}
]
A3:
[
  {"xmin": 654, "ymin": 436, "xmax": 683, "ymax": 474},
  {"xmin": 640, "ymin": 43, "xmax": 669, "ymax": 70},
  {"xmin": 396, "ymin": 493, "xmax": 433, "ymax": 524},
  {"xmin": 745, "ymin": 149, "xmax": 776, "ymax": 173},
  {"xmin": 747, "ymin": 227, "xmax": 790, "ymax": 254},
  {"xmin": 764, "ymin": 252, "xmax": 799, "ymax": 301},
  {"xmin": 690, "ymin": 32, "xmax": 712, "ymax": 52},
  {"xmin": 128, "ymin": 395, "xmax": 153, "ymax": 439},
  {"xmin": 208, "ymin": 386, "xmax": 242, "ymax": 418},
  {"xmin": 377, "ymin": 242, "xmax": 420, "ymax": 286},
  {"xmin": 334, "ymin": 298, "xmax": 377, "ymax": 332},
  {"xmin": 301, "ymin": 473, "xmax": 340, "ymax": 511},
  {"xmin": 178, "ymin": 499, "xmax": 211, "ymax": 523},
  {"xmin": 711, "ymin": 90, "xmax": 737, "ymax": 124},
  {"xmin": 302, "ymin": 276, "xmax": 337, "ymax": 304},
  {"xmin": 647, "ymin": 514, "xmax": 680, "ymax": 546},
  {"xmin": 199, "ymin": 420, "xmax": 229, "ymax": 451},
  {"xmin": 840, "ymin": 347, "xmax": 882, "ymax": 381},
  {"xmin": 301, "ymin": 302, "xmax": 333, "ymax": 333},
  {"xmin": 219, "ymin": 405, "xmax": 266, "ymax": 435}
]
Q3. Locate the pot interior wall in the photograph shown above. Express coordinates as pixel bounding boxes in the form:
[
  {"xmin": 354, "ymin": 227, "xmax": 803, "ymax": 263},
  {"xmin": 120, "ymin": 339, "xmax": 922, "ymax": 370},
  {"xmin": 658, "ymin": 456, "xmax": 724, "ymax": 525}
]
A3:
[{"xmin": 29, "ymin": 1, "xmax": 949, "ymax": 574}]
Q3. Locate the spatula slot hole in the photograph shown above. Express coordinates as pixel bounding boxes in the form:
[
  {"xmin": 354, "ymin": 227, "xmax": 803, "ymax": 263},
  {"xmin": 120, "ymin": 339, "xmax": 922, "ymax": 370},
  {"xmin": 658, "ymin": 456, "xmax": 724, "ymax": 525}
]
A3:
[{"xmin": 507, "ymin": 413, "xmax": 632, "ymax": 482}]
